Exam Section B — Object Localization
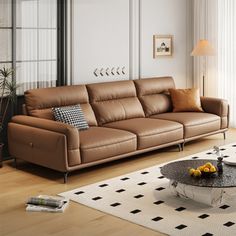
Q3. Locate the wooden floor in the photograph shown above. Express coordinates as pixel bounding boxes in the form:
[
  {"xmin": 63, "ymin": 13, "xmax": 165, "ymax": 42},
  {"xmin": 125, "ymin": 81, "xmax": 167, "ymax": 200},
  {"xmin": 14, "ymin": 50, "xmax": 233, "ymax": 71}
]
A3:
[{"xmin": 0, "ymin": 129, "xmax": 236, "ymax": 236}]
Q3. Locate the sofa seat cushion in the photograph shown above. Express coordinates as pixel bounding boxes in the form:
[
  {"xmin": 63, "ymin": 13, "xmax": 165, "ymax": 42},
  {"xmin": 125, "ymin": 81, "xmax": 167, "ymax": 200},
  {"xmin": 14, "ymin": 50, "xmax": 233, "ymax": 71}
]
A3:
[
  {"xmin": 104, "ymin": 118, "xmax": 183, "ymax": 150},
  {"xmin": 151, "ymin": 112, "xmax": 221, "ymax": 139},
  {"xmin": 79, "ymin": 127, "xmax": 137, "ymax": 163}
]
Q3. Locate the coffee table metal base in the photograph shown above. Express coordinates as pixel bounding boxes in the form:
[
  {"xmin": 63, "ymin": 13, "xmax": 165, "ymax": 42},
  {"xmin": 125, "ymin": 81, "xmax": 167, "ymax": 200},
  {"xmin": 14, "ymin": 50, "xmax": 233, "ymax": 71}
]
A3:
[{"xmin": 169, "ymin": 180, "xmax": 236, "ymax": 207}]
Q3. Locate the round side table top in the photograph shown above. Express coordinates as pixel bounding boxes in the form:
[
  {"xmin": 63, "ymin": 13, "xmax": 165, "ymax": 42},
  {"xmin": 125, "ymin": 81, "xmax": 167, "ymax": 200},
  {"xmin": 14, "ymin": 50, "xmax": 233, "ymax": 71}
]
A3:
[{"xmin": 161, "ymin": 159, "xmax": 236, "ymax": 188}]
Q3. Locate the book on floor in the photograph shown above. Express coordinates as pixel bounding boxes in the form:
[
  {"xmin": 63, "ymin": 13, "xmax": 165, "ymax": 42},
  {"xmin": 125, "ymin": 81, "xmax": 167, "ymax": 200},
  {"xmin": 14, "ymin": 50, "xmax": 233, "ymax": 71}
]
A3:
[{"xmin": 25, "ymin": 195, "xmax": 69, "ymax": 213}]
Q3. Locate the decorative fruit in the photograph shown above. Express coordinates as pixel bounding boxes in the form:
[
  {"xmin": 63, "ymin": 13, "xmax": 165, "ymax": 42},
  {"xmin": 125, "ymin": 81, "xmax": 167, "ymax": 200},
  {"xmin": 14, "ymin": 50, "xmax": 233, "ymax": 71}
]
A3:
[
  {"xmin": 188, "ymin": 161, "xmax": 217, "ymax": 177},
  {"xmin": 193, "ymin": 169, "xmax": 202, "ymax": 177},
  {"xmin": 198, "ymin": 166, "xmax": 205, "ymax": 172},
  {"xmin": 189, "ymin": 168, "xmax": 195, "ymax": 175},
  {"xmin": 205, "ymin": 162, "xmax": 213, "ymax": 168},
  {"xmin": 210, "ymin": 166, "xmax": 216, "ymax": 172}
]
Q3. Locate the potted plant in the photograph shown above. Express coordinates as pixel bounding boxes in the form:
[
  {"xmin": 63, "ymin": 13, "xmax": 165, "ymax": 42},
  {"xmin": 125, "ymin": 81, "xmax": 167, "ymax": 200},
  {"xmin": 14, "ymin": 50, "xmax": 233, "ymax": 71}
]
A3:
[{"xmin": 0, "ymin": 67, "xmax": 18, "ymax": 167}]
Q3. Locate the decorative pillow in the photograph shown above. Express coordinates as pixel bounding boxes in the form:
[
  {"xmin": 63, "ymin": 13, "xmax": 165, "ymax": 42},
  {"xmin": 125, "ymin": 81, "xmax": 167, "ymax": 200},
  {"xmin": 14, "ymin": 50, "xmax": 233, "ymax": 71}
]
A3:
[
  {"xmin": 52, "ymin": 104, "xmax": 89, "ymax": 130},
  {"xmin": 169, "ymin": 88, "xmax": 203, "ymax": 112}
]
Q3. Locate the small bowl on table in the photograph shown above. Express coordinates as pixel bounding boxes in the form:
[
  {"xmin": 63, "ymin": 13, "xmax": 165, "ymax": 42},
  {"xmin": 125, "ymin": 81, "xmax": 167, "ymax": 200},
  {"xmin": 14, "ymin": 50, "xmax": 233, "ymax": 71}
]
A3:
[{"xmin": 200, "ymin": 170, "xmax": 217, "ymax": 178}]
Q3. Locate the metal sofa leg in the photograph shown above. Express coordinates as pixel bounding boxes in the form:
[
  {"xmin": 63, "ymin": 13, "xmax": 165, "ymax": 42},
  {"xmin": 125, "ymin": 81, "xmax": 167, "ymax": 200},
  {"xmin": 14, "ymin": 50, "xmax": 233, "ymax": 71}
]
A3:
[
  {"xmin": 14, "ymin": 158, "xmax": 17, "ymax": 168},
  {"xmin": 223, "ymin": 132, "xmax": 226, "ymax": 140},
  {"xmin": 177, "ymin": 144, "xmax": 182, "ymax": 152},
  {"xmin": 63, "ymin": 172, "xmax": 69, "ymax": 184},
  {"xmin": 181, "ymin": 142, "xmax": 185, "ymax": 151}
]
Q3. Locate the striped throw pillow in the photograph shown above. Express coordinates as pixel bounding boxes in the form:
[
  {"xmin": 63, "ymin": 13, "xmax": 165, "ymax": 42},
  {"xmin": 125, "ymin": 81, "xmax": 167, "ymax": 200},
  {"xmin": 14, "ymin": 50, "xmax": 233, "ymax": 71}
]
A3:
[{"xmin": 52, "ymin": 104, "xmax": 89, "ymax": 130}]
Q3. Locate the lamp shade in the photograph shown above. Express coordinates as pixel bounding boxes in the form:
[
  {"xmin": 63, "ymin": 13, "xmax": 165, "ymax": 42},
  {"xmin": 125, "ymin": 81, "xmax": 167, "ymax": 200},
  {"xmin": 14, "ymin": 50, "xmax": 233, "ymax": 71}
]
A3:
[{"xmin": 191, "ymin": 39, "xmax": 215, "ymax": 56}]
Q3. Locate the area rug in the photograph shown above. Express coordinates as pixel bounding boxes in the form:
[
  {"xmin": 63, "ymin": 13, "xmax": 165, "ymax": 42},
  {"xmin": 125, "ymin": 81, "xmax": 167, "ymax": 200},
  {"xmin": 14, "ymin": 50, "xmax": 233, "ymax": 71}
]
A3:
[{"xmin": 59, "ymin": 143, "xmax": 236, "ymax": 236}]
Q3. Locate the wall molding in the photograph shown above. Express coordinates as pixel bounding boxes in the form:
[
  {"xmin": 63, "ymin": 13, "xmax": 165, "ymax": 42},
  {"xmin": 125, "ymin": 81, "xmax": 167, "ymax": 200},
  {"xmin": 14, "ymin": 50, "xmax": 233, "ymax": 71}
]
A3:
[
  {"xmin": 66, "ymin": 0, "xmax": 73, "ymax": 85},
  {"xmin": 186, "ymin": 0, "xmax": 194, "ymax": 88},
  {"xmin": 129, "ymin": 0, "xmax": 140, "ymax": 80}
]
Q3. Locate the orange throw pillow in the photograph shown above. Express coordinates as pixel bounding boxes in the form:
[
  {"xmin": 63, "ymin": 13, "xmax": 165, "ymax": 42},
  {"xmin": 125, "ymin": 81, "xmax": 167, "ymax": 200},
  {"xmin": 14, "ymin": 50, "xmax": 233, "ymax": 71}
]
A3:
[{"xmin": 169, "ymin": 88, "xmax": 203, "ymax": 112}]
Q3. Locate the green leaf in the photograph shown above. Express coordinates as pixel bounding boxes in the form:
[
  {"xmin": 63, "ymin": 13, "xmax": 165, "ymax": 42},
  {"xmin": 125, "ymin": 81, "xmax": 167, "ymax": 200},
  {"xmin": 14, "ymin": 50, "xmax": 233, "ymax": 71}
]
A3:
[{"xmin": 0, "ymin": 67, "xmax": 14, "ymax": 79}]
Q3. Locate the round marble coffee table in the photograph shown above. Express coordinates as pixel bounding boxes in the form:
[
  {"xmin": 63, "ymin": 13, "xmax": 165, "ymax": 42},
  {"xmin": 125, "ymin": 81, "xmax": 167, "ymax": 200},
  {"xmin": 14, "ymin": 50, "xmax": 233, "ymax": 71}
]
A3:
[{"xmin": 161, "ymin": 159, "xmax": 236, "ymax": 206}]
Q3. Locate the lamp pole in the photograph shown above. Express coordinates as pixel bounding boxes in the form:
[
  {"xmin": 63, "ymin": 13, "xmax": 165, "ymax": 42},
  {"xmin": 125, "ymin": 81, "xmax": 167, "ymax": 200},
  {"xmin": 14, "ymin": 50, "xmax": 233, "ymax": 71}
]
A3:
[
  {"xmin": 203, "ymin": 55, "xmax": 206, "ymax": 96},
  {"xmin": 191, "ymin": 40, "xmax": 215, "ymax": 97}
]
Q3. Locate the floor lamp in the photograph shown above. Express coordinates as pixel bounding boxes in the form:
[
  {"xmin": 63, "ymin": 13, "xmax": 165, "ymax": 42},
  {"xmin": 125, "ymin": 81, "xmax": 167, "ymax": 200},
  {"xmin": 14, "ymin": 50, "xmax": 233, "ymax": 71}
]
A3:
[{"xmin": 191, "ymin": 40, "xmax": 215, "ymax": 96}]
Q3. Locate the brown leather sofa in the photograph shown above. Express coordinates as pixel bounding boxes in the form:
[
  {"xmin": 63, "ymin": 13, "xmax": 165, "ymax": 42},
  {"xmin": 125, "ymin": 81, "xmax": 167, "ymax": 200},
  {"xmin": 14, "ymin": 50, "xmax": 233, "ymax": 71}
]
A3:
[{"xmin": 8, "ymin": 77, "xmax": 229, "ymax": 182}]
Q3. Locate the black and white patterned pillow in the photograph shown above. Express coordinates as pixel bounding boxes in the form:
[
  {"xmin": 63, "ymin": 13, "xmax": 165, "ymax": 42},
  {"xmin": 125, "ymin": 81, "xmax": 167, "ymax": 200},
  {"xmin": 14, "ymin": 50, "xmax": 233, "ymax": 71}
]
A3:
[{"xmin": 52, "ymin": 104, "xmax": 89, "ymax": 130}]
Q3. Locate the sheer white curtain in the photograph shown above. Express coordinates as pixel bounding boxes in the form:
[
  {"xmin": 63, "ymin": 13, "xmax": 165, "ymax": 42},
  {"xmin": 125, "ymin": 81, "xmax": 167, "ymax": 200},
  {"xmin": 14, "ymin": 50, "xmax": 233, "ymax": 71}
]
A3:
[
  {"xmin": 193, "ymin": 0, "xmax": 236, "ymax": 127},
  {"xmin": 16, "ymin": 0, "xmax": 57, "ymax": 94},
  {"xmin": 218, "ymin": 0, "xmax": 236, "ymax": 127},
  {"xmin": 192, "ymin": 0, "xmax": 218, "ymax": 97},
  {"xmin": 0, "ymin": 0, "xmax": 57, "ymax": 95}
]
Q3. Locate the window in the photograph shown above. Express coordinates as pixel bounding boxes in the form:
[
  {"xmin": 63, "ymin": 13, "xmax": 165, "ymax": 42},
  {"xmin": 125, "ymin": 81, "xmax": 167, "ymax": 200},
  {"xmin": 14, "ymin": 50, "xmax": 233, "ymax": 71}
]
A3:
[
  {"xmin": 0, "ymin": 0, "xmax": 12, "ymax": 71},
  {"xmin": 0, "ymin": 0, "xmax": 58, "ymax": 95}
]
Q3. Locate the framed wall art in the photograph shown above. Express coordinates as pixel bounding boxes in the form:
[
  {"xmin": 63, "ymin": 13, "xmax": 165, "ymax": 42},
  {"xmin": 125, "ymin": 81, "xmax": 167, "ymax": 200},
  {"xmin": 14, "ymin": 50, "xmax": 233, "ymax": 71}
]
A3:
[{"xmin": 153, "ymin": 35, "xmax": 173, "ymax": 58}]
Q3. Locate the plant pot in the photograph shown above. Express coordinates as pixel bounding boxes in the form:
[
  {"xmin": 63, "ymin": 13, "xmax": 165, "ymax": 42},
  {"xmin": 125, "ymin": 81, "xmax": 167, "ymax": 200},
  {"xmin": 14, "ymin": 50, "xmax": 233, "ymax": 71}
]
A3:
[{"xmin": 0, "ymin": 143, "xmax": 4, "ymax": 168}]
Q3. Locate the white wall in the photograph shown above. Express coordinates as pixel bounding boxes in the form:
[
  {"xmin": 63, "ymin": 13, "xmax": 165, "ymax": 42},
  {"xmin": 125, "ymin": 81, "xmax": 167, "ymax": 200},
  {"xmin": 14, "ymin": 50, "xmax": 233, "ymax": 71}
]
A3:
[
  {"xmin": 140, "ymin": 0, "xmax": 192, "ymax": 88},
  {"xmin": 72, "ymin": 0, "xmax": 130, "ymax": 84},
  {"xmin": 71, "ymin": 0, "xmax": 193, "ymax": 87}
]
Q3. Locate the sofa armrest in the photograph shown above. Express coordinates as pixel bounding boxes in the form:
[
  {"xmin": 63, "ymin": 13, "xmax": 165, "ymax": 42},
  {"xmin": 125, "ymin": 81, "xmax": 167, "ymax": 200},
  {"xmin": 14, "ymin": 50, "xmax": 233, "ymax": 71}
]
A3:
[
  {"xmin": 201, "ymin": 97, "xmax": 228, "ymax": 117},
  {"xmin": 9, "ymin": 115, "xmax": 81, "ymax": 169},
  {"xmin": 11, "ymin": 115, "xmax": 79, "ymax": 150},
  {"xmin": 201, "ymin": 97, "xmax": 229, "ymax": 129}
]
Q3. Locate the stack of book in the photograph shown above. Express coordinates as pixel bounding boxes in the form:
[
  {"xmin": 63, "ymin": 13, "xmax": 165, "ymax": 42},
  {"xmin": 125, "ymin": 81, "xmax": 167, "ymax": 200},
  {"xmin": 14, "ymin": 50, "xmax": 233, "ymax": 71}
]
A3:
[{"xmin": 26, "ymin": 195, "xmax": 69, "ymax": 213}]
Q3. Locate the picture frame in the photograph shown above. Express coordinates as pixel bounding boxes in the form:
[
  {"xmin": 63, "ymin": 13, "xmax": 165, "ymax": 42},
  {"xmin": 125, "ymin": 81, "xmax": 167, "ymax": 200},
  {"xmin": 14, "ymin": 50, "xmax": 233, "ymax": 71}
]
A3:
[{"xmin": 153, "ymin": 35, "xmax": 173, "ymax": 58}]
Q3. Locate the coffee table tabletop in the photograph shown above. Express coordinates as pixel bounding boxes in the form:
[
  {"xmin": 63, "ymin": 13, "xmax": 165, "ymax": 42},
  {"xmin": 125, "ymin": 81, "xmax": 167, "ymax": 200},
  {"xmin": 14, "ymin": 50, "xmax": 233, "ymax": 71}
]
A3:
[{"xmin": 161, "ymin": 159, "xmax": 236, "ymax": 188}]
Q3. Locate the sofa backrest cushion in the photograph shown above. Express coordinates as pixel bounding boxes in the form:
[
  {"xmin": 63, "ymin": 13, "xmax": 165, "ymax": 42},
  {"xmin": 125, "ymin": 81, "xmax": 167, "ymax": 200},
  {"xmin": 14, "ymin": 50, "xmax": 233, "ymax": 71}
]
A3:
[
  {"xmin": 24, "ymin": 85, "xmax": 98, "ymax": 126},
  {"xmin": 134, "ymin": 77, "xmax": 175, "ymax": 116},
  {"xmin": 86, "ymin": 80, "xmax": 145, "ymax": 125}
]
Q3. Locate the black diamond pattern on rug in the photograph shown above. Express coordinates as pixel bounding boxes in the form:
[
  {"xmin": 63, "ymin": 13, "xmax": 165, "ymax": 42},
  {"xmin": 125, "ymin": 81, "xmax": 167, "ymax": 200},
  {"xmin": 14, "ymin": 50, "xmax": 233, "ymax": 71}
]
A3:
[
  {"xmin": 158, "ymin": 176, "xmax": 165, "ymax": 179},
  {"xmin": 219, "ymin": 204, "xmax": 230, "ymax": 209},
  {"xmin": 175, "ymin": 207, "xmax": 186, "ymax": 212},
  {"xmin": 134, "ymin": 194, "xmax": 144, "ymax": 199},
  {"xmin": 120, "ymin": 177, "xmax": 130, "ymax": 181},
  {"xmin": 223, "ymin": 221, "xmax": 235, "ymax": 227},
  {"xmin": 116, "ymin": 189, "xmax": 125, "ymax": 193},
  {"xmin": 141, "ymin": 171, "xmax": 149, "ymax": 175},
  {"xmin": 152, "ymin": 216, "xmax": 163, "ymax": 222},
  {"xmin": 99, "ymin": 184, "xmax": 108, "ymax": 187},
  {"xmin": 220, "ymin": 148, "xmax": 226, "ymax": 151},
  {"xmin": 110, "ymin": 202, "xmax": 121, "ymax": 207},
  {"xmin": 130, "ymin": 209, "xmax": 141, "ymax": 214},
  {"xmin": 175, "ymin": 224, "xmax": 187, "ymax": 230},
  {"xmin": 202, "ymin": 233, "xmax": 213, "ymax": 236},
  {"xmin": 198, "ymin": 214, "xmax": 210, "ymax": 219},
  {"xmin": 92, "ymin": 196, "xmax": 102, "ymax": 201},
  {"xmin": 154, "ymin": 200, "xmax": 164, "ymax": 205},
  {"xmin": 206, "ymin": 152, "xmax": 212, "ymax": 155},
  {"xmin": 156, "ymin": 187, "xmax": 165, "ymax": 191},
  {"xmin": 75, "ymin": 191, "xmax": 84, "ymax": 195},
  {"xmin": 137, "ymin": 182, "xmax": 147, "ymax": 186},
  {"xmin": 192, "ymin": 156, "xmax": 199, "ymax": 159},
  {"xmin": 223, "ymin": 155, "xmax": 229, "ymax": 158}
]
